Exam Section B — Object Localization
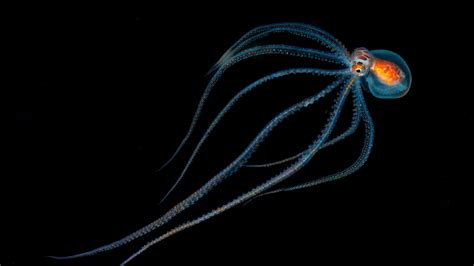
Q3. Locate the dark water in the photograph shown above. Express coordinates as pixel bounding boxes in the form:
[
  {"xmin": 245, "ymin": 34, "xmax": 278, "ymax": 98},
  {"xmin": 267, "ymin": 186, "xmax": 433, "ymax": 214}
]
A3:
[{"xmin": 5, "ymin": 3, "xmax": 469, "ymax": 265}]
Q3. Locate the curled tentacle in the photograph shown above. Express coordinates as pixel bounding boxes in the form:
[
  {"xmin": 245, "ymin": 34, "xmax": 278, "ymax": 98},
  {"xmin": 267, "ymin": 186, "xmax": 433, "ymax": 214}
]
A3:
[
  {"xmin": 157, "ymin": 44, "xmax": 347, "ymax": 172},
  {"xmin": 159, "ymin": 67, "xmax": 349, "ymax": 204},
  {"xmin": 120, "ymin": 76, "xmax": 355, "ymax": 266},
  {"xmin": 47, "ymin": 75, "xmax": 349, "ymax": 260}
]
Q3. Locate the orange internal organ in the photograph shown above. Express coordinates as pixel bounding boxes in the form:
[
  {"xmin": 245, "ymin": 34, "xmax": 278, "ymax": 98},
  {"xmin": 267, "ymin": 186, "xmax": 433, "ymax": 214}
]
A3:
[{"xmin": 370, "ymin": 58, "xmax": 405, "ymax": 86}]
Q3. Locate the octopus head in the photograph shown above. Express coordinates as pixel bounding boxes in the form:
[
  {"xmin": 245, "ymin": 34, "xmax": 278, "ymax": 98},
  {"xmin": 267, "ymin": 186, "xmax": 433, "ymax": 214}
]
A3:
[
  {"xmin": 350, "ymin": 47, "xmax": 373, "ymax": 77},
  {"xmin": 352, "ymin": 48, "xmax": 411, "ymax": 99}
]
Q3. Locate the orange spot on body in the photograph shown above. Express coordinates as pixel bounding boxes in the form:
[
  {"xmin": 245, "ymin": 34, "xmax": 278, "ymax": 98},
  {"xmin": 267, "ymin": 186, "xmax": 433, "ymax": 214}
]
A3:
[
  {"xmin": 370, "ymin": 58, "xmax": 405, "ymax": 86},
  {"xmin": 343, "ymin": 76, "xmax": 356, "ymax": 95}
]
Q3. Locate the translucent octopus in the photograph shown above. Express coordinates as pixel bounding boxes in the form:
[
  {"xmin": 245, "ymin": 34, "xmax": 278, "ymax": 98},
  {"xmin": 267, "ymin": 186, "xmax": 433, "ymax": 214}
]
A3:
[{"xmin": 48, "ymin": 23, "xmax": 412, "ymax": 265}]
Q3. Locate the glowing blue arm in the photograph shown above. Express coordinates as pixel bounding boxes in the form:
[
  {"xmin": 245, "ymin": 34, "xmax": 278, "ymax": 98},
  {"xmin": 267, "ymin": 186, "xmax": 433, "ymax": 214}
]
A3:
[
  {"xmin": 120, "ymin": 76, "xmax": 354, "ymax": 266},
  {"xmin": 159, "ymin": 67, "xmax": 349, "ymax": 204},
  {"xmin": 244, "ymin": 82, "xmax": 374, "ymax": 203},
  {"xmin": 157, "ymin": 44, "xmax": 346, "ymax": 172},
  {"xmin": 209, "ymin": 22, "xmax": 351, "ymax": 73},
  {"xmin": 245, "ymin": 93, "xmax": 361, "ymax": 168},
  {"xmin": 47, "ymin": 74, "xmax": 349, "ymax": 260}
]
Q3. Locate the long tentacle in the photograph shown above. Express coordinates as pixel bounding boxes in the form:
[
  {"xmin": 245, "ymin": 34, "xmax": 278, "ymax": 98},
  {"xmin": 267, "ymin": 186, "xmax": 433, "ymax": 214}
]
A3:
[
  {"xmin": 47, "ymin": 75, "xmax": 350, "ymax": 260},
  {"xmin": 209, "ymin": 23, "xmax": 351, "ymax": 74},
  {"xmin": 244, "ymin": 81, "xmax": 374, "ymax": 203},
  {"xmin": 120, "ymin": 76, "xmax": 355, "ymax": 266},
  {"xmin": 159, "ymin": 67, "xmax": 348, "ymax": 204},
  {"xmin": 157, "ymin": 44, "xmax": 346, "ymax": 172},
  {"xmin": 248, "ymin": 23, "xmax": 350, "ymax": 57},
  {"xmin": 209, "ymin": 27, "xmax": 349, "ymax": 74},
  {"xmin": 245, "ymin": 94, "xmax": 361, "ymax": 168}
]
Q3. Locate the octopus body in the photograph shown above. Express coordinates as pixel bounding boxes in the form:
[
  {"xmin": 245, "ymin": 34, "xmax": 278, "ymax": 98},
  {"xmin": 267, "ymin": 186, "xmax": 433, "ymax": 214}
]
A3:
[{"xmin": 47, "ymin": 22, "xmax": 411, "ymax": 265}]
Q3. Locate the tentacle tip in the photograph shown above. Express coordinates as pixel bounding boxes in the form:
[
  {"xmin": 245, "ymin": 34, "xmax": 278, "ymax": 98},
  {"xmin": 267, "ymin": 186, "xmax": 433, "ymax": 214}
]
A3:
[
  {"xmin": 45, "ymin": 255, "xmax": 64, "ymax": 260},
  {"xmin": 158, "ymin": 191, "xmax": 173, "ymax": 205},
  {"xmin": 158, "ymin": 197, "xmax": 166, "ymax": 205},
  {"xmin": 154, "ymin": 167, "xmax": 165, "ymax": 173},
  {"xmin": 205, "ymin": 66, "xmax": 218, "ymax": 76},
  {"xmin": 206, "ymin": 48, "xmax": 237, "ymax": 76},
  {"xmin": 156, "ymin": 159, "xmax": 173, "ymax": 173}
]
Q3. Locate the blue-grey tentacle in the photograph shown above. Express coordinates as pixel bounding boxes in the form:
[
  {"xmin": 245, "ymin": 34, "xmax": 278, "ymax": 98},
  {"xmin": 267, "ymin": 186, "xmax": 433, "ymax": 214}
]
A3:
[
  {"xmin": 47, "ymin": 75, "xmax": 349, "ymax": 261},
  {"xmin": 209, "ymin": 23, "xmax": 351, "ymax": 73},
  {"xmin": 257, "ymin": 23, "xmax": 349, "ymax": 56},
  {"xmin": 159, "ymin": 67, "xmax": 349, "ymax": 204},
  {"xmin": 245, "ymin": 94, "xmax": 361, "ymax": 168},
  {"xmin": 244, "ymin": 81, "xmax": 374, "ymax": 203},
  {"xmin": 120, "ymin": 76, "xmax": 355, "ymax": 266},
  {"xmin": 157, "ymin": 44, "xmax": 348, "ymax": 172}
]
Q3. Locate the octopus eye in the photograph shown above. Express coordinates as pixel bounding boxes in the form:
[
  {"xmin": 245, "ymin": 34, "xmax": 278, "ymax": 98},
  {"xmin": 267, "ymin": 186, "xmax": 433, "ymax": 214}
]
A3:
[{"xmin": 356, "ymin": 69, "xmax": 361, "ymax": 73}]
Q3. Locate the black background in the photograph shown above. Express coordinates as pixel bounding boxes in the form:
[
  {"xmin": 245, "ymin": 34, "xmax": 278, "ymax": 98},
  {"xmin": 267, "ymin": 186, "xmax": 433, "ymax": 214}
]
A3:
[{"xmin": 5, "ymin": 3, "xmax": 471, "ymax": 265}]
